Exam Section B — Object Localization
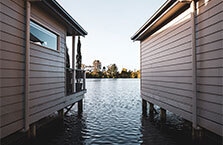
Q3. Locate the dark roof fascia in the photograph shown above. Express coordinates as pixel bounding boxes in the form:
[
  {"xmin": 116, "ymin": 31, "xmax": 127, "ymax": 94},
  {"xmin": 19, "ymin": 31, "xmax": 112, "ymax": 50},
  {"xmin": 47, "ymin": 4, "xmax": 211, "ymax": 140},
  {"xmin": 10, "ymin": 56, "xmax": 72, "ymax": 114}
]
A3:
[
  {"xmin": 131, "ymin": 0, "xmax": 191, "ymax": 41},
  {"xmin": 41, "ymin": 0, "xmax": 88, "ymax": 36}
]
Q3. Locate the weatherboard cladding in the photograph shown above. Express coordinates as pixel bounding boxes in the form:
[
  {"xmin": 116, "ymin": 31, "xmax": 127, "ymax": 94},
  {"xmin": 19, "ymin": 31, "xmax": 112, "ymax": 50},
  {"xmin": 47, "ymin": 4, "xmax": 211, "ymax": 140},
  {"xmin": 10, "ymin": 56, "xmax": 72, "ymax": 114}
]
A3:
[
  {"xmin": 0, "ymin": 0, "xmax": 86, "ymax": 139},
  {"xmin": 0, "ymin": 0, "xmax": 26, "ymax": 138},
  {"xmin": 140, "ymin": 0, "xmax": 222, "ymax": 136}
]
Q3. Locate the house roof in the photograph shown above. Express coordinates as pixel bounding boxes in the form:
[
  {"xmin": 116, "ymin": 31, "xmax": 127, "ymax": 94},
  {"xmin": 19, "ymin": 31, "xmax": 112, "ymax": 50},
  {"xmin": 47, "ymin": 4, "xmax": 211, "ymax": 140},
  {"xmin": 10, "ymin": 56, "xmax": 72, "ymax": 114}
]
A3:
[
  {"xmin": 131, "ymin": 0, "xmax": 191, "ymax": 41},
  {"xmin": 31, "ymin": 0, "xmax": 88, "ymax": 36}
]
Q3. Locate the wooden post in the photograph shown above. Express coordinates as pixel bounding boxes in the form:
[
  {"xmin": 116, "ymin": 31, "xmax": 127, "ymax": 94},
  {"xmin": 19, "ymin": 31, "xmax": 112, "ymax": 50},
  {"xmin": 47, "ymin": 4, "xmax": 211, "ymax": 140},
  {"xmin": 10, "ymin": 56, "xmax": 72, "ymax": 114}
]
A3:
[
  {"xmin": 28, "ymin": 124, "xmax": 36, "ymax": 138},
  {"xmin": 72, "ymin": 35, "xmax": 75, "ymax": 93},
  {"xmin": 24, "ymin": 0, "xmax": 31, "ymax": 131},
  {"xmin": 149, "ymin": 102, "xmax": 154, "ymax": 114},
  {"xmin": 191, "ymin": 0, "xmax": 198, "ymax": 130},
  {"xmin": 192, "ymin": 127, "xmax": 203, "ymax": 141},
  {"xmin": 142, "ymin": 99, "xmax": 147, "ymax": 115},
  {"xmin": 160, "ymin": 108, "xmax": 166, "ymax": 122},
  {"xmin": 58, "ymin": 109, "xmax": 64, "ymax": 118},
  {"xmin": 78, "ymin": 100, "xmax": 83, "ymax": 115}
]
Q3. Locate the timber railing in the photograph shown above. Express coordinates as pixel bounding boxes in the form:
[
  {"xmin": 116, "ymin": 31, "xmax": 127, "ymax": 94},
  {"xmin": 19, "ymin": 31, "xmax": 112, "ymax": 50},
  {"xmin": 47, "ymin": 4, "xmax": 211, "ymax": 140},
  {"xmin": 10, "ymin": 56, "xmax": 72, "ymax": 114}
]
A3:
[{"xmin": 66, "ymin": 68, "xmax": 86, "ymax": 95}]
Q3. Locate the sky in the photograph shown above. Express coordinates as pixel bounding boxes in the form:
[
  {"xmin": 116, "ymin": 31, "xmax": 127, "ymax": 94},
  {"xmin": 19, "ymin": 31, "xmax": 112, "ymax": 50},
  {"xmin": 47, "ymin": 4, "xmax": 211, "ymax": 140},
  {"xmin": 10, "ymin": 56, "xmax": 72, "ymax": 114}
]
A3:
[{"xmin": 57, "ymin": 0, "xmax": 165, "ymax": 71}]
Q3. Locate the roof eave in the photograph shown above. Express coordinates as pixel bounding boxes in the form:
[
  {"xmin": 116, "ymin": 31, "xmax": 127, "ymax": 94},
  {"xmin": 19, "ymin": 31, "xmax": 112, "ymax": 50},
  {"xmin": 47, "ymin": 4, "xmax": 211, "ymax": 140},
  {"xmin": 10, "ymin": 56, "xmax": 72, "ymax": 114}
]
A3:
[
  {"xmin": 39, "ymin": 0, "xmax": 88, "ymax": 36},
  {"xmin": 131, "ymin": 0, "xmax": 191, "ymax": 41}
]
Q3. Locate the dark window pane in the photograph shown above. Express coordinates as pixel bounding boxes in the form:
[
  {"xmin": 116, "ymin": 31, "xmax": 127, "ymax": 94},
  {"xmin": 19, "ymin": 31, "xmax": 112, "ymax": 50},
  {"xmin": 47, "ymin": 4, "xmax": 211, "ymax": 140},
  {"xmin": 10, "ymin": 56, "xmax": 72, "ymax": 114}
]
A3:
[{"xmin": 30, "ymin": 20, "xmax": 57, "ymax": 50}]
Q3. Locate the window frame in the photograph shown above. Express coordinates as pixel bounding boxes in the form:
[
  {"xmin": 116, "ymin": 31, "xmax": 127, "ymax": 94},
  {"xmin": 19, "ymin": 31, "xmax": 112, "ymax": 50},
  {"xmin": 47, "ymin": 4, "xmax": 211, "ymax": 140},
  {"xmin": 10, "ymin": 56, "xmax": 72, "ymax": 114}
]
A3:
[{"xmin": 30, "ymin": 18, "xmax": 60, "ymax": 52}]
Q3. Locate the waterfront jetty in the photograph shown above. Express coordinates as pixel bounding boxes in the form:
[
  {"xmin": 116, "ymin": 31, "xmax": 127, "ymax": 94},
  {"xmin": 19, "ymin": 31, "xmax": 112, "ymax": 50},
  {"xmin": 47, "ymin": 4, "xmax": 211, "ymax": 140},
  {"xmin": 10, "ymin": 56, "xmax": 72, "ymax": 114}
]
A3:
[
  {"xmin": 0, "ymin": 0, "xmax": 87, "ymax": 139},
  {"xmin": 132, "ymin": 0, "xmax": 222, "ymax": 138}
]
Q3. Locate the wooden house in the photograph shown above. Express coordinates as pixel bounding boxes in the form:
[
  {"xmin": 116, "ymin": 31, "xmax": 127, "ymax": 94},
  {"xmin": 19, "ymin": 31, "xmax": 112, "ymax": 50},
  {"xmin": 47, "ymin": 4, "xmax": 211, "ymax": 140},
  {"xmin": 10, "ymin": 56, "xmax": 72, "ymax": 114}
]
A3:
[
  {"xmin": 0, "ymin": 0, "xmax": 87, "ymax": 139},
  {"xmin": 132, "ymin": 0, "xmax": 222, "ymax": 137}
]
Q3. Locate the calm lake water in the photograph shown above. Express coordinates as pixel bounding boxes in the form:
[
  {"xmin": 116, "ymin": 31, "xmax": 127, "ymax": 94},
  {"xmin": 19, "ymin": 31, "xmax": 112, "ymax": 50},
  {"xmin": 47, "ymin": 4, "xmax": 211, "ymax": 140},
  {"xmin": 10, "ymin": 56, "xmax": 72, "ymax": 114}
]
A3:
[{"xmin": 19, "ymin": 79, "xmax": 218, "ymax": 145}]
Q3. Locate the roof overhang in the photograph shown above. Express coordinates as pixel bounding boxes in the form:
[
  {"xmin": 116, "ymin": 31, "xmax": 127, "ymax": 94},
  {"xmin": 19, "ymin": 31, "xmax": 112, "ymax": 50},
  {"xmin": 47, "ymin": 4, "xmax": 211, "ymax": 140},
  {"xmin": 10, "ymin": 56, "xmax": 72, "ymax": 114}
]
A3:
[
  {"xmin": 30, "ymin": 0, "xmax": 88, "ymax": 36},
  {"xmin": 131, "ymin": 0, "xmax": 191, "ymax": 41}
]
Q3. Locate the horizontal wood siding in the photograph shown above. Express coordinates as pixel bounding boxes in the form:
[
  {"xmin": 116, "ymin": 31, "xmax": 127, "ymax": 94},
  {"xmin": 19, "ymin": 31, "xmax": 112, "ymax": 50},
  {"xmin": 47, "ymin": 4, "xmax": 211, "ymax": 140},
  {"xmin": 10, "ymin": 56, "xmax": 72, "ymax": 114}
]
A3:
[
  {"xmin": 29, "ymin": 4, "xmax": 66, "ymax": 124},
  {"xmin": 141, "ymin": 8, "xmax": 193, "ymax": 121},
  {"xmin": 196, "ymin": 0, "xmax": 223, "ymax": 136},
  {"xmin": 0, "ymin": 0, "xmax": 25, "ymax": 139},
  {"xmin": 141, "ymin": 0, "xmax": 222, "ymax": 136}
]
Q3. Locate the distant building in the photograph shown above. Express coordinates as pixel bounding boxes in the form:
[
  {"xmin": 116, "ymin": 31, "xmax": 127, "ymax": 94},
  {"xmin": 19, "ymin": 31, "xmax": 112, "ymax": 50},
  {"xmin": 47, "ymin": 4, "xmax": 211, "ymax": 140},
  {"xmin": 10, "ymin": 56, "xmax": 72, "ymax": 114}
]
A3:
[{"xmin": 93, "ymin": 60, "xmax": 102, "ymax": 72}]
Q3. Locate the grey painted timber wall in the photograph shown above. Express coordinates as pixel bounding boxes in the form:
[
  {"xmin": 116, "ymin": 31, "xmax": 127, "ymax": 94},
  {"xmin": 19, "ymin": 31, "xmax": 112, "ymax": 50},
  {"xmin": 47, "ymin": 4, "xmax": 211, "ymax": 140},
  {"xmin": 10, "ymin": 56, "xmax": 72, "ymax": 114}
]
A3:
[
  {"xmin": 0, "ymin": 0, "xmax": 26, "ymax": 139},
  {"xmin": 140, "ymin": 0, "xmax": 222, "ymax": 136},
  {"xmin": 29, "ymin": 3, "xmax": 66, "ymax": 125},
  {"xmin": 0, "ymin": 0, "xmax": 84, "ymax": 139}
]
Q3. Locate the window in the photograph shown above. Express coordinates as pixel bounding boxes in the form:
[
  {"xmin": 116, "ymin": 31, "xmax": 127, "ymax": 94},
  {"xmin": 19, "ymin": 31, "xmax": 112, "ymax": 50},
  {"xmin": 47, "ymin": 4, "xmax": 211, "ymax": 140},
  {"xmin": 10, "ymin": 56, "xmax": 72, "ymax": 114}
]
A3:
[{"xmin": 30, "ymin": 20, "xmax": 58, "ymax": 50}]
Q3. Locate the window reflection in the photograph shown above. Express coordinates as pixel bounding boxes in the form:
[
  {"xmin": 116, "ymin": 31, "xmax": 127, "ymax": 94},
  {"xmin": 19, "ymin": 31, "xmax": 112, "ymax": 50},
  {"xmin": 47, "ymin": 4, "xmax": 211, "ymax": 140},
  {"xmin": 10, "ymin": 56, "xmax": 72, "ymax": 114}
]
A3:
[{"xmin": 30, "ymin": 20, "xmax": 57, "ymax": 50}]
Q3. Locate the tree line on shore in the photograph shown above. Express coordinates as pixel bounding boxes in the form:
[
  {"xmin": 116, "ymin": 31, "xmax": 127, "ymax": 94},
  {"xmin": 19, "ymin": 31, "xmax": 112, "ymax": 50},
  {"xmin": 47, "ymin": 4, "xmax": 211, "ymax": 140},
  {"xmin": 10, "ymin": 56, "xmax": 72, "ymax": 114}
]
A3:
[{"xmin": 86, "ymin": 64, "xmax": 140, "ymax": 78}]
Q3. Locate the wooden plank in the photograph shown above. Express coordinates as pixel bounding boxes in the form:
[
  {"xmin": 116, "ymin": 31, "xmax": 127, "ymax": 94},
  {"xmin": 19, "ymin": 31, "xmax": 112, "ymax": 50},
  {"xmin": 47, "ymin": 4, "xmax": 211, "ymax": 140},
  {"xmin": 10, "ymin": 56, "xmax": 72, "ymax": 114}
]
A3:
[
  {"xmin": 0, "ymin": 0, "xmax": 25, "ymax": 16},
  {"xmin": 0, "ymin": 86, "xmax": 23, "ymax": 97},
  {"xmin": 29, "ymin": 87, "xmax": 64, "ymax": 100},
  {"xmin": 30, "ymin": 63, "xmax": 64, "ymax": 72},
  {"xmin": 30, "ymin": 77, "xmax": 64, "ymax": 85},
  {"xmin": 196, "ymin": 21, "xmax": 223, "ymax": 39},
  {"xmin": 198, "ymin": 92, "xmax": 222, "ymax": 105},
  {"xmin": 142, "ymin": 79, "xmax": 192, "ymax": 90},
  {"xmin": 142, "ymin": 29, "xmax": 191, "ymax": 55},
  {"xmin": 0, "ymin": 119, "xmax": 23, "ymax": 139},
  {"xmin": 197, "ymin": 49, "xmax": 222, "ymax": 61},
  {"xmin": 30, "ymin": 44, "xmax": 65, "ymax": 58},
  {"xmin": 198, "ymin": 116, "xmax": 222, "ymax": 136},
  {"xmin": 141, "ymin": 86, "xmax": 192, "ymax": 105},
  {"xmin": 142, "ymin": 49, "xmax": 192, "ymax": 66},
  {"xmin": 142, "ymin": 55, "xmax": 191, "ymax": 68},
  {"xmin": 142, "ymin": 48, "xmax": 192, "ymax": 65},
  {"xmin": 0, "ymin": 41, "xmax": 25, "ymax": 54},
  {"xmin": 0, "ymin": 50, "xmax": 24, "ymax": 62},
  {"xmin": 142, "ymin": 63, "xmax": 192, "ymax": 73},
  {"xmin": 0, "ymin": 94, "xmax": 23, "ymax": 107},
  {"xmin": 30, "ymin": 92, "xmax": 64, "ymax": 108},
  {"xmin": 142, "ymin": 76, "xmax": 192, "ymax": 84},
  {"xmin": 196, "ymin": 30, "xmax": 223, "ymax": 47},
  {"xmin": 141, "ymin": 20, "xmax": 191, "ymax": 51},
  {"xmin": 30, "ymin": 47, "xmax": 64, "ymax": 61},
  {"xmin": 142, "ymin": 41, "xmax": 191, "ymax": 61},
  {"xmin": 197, "ymin": 68, "xmax": 223, "ymax": 77},
  {"xmin": 0, "ymin": 78, "xmax": 24, "ymax": 88},
  {"xmin": 0, "ymin": 31, "xmax": 25, "ymax": 46},
  {"xmin": 197, "ymin": 99, "xmax": 222, "ymax": 114},
  {"xmin": 142, "ymin": 69, "xmax": 191, "ymax": 77},
  {"xmin": 10, "ymin": 0, "xmax": 25, "ymax": 8},
  {"xmin": 198, "ymin": 108, "xmax": 222, "ymax": 125},
  {"xmin": 141, "ymin": 93, "xmax": 192, "ymax": 121},
  {"xmin": 197, "ymin": 77, "xmax": 222, "ymax": 86},
  {"xmin": 65, "ymin": 91, "xmax": 85, "ymax": 107},
  {"xmin": 1, "ymin": 110, "xmax": 23, "ymax": 127},
  {"xmin": 30, "ymin": 56, "xmax": 64, "ymax": 68},
  {"xmin": 0, "ymin": 3, "xmax": 25, "ymax": 23},
  {"xmin": 196, "ymin": 12, "xmax": 223, "ymax": 33},
  {"xmin": 0, "ymin": 21, "xmax": 25, "ymax": 38},
  {"xmin": 142, "ymin": 84, "xmax": 193, "ymax": 99},
  {"xmin": 30, "ymin": 70, "xmax": 65, "ymax": 78},
  {"xmin": 196, "ymin": 1, "xmax": 223, "ymax": 24},
  {"xmin": 196, "ymin": 39, "xmax": 222, "ymax": 54},
  {"xmin": 197, "ymin": 59, "xmax": 223, "ymax": 69},
  {"xmin": 0, "ymin": 69, "xmax": 24, "ymax": 78},
  {"xmin": 198, "ymin": 84, "xmax": 222, "ymax": 96},
  {"xmin": 141, "ymin": 9, "xmax": 191, "ymax": 48},
  {"xmin": 31, "ymin": 4, "xmax": 66, "ymax": 35},
  {"xmin": 0, "ymin": 102, "xmax": 23, "ymax": 116},
  {"xmin": 0, "ymin": 12, "xmax": 24, "ymax": 31},
  {"xmin": 29, "ymin": 103, "xmax": 64, "ymax": 124},
  {"xmin": 30, "ymin": 82, "xmax": 64, "ymax": 92},
  {"xmin": 30, "ymin": 97, "xmax": 65, "ymax": 115}
]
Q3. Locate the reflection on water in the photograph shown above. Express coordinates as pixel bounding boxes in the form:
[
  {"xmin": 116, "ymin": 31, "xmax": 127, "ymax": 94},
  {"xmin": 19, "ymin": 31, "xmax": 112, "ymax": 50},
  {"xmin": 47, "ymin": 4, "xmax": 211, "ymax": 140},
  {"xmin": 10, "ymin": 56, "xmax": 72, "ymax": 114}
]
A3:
[{"xmin": 22, "ymin": 79, "xmax": 218, "ymax": 145}]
